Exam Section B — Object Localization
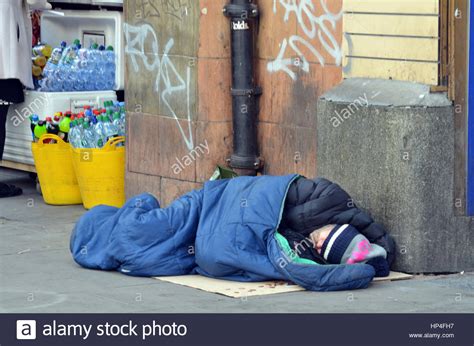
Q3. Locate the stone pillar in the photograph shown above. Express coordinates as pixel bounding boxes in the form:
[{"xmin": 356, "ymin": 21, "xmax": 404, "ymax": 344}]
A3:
[{"xmin": 317, "ymin": 78, "xmax": 473, "ymax": 273}]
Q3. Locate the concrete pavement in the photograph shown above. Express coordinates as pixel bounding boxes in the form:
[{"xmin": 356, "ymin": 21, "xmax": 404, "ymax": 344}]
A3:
[{"xmin": 1, "ymin": 167, "xmax": 473, "ymax": 313}]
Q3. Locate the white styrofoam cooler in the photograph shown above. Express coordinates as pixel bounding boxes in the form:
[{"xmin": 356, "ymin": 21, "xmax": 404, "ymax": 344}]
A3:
[
  {"xmin": 4, "ymin": 90, "xmax": 116, "ymax": 166},
  {"xmin": 41, "ymin": 9, "xmax": 124, "ymax": 90},
  {"xmin": 2, "ymin": 9, "xmax": 123, "ymax": 169}
]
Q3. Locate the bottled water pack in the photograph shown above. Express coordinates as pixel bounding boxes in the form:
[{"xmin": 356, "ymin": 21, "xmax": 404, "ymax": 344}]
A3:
[{"xmin": 41, "ymin": 40, "xmax": 116, "ymax": 92}]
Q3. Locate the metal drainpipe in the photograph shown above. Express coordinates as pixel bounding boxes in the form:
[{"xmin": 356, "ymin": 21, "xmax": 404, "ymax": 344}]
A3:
[{"xmin": 223, "ymin": 0, "xmax": 263, "ymax": 176}]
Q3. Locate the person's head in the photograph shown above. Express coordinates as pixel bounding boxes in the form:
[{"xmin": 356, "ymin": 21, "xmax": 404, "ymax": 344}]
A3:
[
  {"xmin": 310, "ymin": 224, "xmax": 387, "ymax": 265},
  {"xmin": 309, "ymin": 225, "xmax": 335, "ymax": 254}
]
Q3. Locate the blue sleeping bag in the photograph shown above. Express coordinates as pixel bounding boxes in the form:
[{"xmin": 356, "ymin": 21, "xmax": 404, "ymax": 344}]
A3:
[{"xmin": 70, "ymin": 175, "xmax": 375, "ymax": 291}]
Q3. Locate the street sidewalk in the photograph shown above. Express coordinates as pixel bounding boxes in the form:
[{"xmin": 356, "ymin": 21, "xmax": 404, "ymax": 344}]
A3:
[{"xmin": 0, "ymin": 167, "xmax": 473, "ymax": 313}]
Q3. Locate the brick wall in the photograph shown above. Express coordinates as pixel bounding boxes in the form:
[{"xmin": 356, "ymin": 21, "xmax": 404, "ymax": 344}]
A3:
[{"xmin": 124, "ymin": 0, "xmax": 343, "ymax": 205}]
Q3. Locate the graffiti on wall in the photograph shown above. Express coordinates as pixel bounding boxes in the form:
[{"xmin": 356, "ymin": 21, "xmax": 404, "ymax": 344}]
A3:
[
  {"xmin": 124, "ymin": 22, "xmax": 195, "ymax": 151},
  {"xmin": 267, "ymin": 0, "xmax": 343, "ymax": 81},
  {"xmin": 134, "ymin": 0, "xmax": 191, "ymax": 21}
]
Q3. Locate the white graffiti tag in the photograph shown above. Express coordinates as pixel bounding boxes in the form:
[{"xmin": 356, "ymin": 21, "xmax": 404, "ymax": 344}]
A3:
[
  {"xmin": 268, "ymin": 0, "xmax": 343, "ymax": 80},
  {"xmin": 124, "ymin": 23, "xmax": 194, "ymax": 150}
]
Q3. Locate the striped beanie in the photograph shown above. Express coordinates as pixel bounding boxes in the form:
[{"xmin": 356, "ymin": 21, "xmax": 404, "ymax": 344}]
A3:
[{"xmin": 320, "ymin": 224, "xmax": 387, "ymax": 265}]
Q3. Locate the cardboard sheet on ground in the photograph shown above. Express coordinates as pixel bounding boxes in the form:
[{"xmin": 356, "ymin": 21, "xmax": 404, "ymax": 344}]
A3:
[{"xmin": 155, "ymin": 272, "xmax": 413, "ymax": 298}]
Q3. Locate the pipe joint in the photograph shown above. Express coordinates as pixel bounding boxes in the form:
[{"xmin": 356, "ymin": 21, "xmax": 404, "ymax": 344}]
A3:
[
  {"xmin": 223, "ymin": 2, "xmax": 259, "ymax": 20},
  {"xmin": 230, "ymin": 155, "xmax": 263, "ymax": 170},
  {"xmin": 231, "ymin": 86, "xmax": 262, "ymax": 97}
]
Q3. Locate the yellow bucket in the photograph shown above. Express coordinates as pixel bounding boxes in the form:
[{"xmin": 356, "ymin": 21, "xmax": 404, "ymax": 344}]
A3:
[
  {"xmin": 71, "ymin": 136, "xmax": 126, "ymax": 210},
  {"xmin": 31, "ymin": 134, "xmax": 83, "ymax": 205}
]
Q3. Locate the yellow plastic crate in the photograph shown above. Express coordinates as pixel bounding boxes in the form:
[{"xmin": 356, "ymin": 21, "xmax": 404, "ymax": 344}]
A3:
[
  {"xmin": 31, "ymin": 134, "xmax": 82, "ymax": 205},
  {"xmin": 71, "ymin": 136, "xmax": 125, "ymax": 210}
]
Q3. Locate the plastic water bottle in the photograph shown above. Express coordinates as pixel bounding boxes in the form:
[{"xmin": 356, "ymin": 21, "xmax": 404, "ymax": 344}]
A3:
[
  {"xmin": 68, "ymin": 120, "xmax": 76, "ymax": 147},
  {"xmin": 102, "ymin": 115, "xmax": 119, "ymax": 144},
  {"xmin": 104, "ymin": 46, "xmax": 115, "ymax": 90},
  {"xmin": 42, "ymin": 41, "xmax": 66, "ymax": 79},
  {"xmin": 76, "ymin": 118, "xmax": 89, "ymax": 148},
  {"xmin": 113, "ymin": 112, "xmax": 125, "ymax": 137},
  {"xmin": 120, "ymin": 104, "xmax": 126, "ymax": 129},
  {"xmin": 119, "ymin": 102, "xmax": 126, "ymax": 118},
  {"xmin": 60, "ymin": 39, "xmax": 81, "ymax": 66},
  {"xmin": 69, "ymin": 120, "xmax": 81, "ymax": 148},
  {"xmin": 76, "ymin": 118, "xmax": 87, "ymax": 148},
  {"xmin": 39, "ymin": 77, "xmax": 55, "ymax": 92},
  {"xmin": 67, "ymin": 41, "xmax": 82, "ymax": 90},
  {"xmin": 93, "ymin": 45, "xmax": 108, "ymax": 90},
  {"xmin": 72, "ymin": 47, "xmax": 89, "ymax": 91},
  {"xmin": 105, "ymin": 108, "xmax": 114, "ymax": 122},
  {"xmin": 81, "ymin": 121, "xmax": 98, "ymax": 148},
  {"xmin": 58, "ymin": 39, "xmax": 81, "ymax": 91},
  {"xmin": 87, "ymin": 45, "xmax": 98, "ymax": 91},
  {"xmin": 76, "ymin": 47, "xmax": 89, "ymax": 70},
  {"xmin": 85, "ymin": 43, "xmax": 99, "ymax": 90},
  {"xmin": 113, "ymin": 101, "xmax": 120, "ymax": 112},
  {"xmin": 41, "ymin": 40, "xmax": 65, "ymax": 91},
  {"xmin": 108, "ymin": 101, "xmax": 117, "ymax": 117},
  {"xmin": 93, "ymin": 115, "xmax": 106, "ymax": 148},
  {"xmin": 97, "ymin": 45, "xmax": 106, "ymax": 69}
]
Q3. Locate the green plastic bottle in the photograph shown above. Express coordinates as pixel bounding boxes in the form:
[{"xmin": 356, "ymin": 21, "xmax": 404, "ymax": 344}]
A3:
[
  {"xmin": 59, "ymin": 112, "xmax": 72, "ymax": 142},
  {"xmin": 59, "ymin": 113, "xmax": 71, "ymax": 133},
  {"xmin": 34, "ymin": 120, "xmax": 47, "ymax": 140},
  {"xmin": 106, "ymin": 108, "xmax": 113, "ymax": 121}
]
